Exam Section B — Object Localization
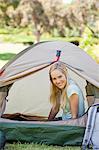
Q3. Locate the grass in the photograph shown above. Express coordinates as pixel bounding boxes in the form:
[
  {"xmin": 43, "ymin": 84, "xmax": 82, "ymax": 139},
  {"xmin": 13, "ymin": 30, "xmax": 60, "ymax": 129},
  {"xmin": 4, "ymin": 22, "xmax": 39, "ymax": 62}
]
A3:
[
  {"xmin": 0, "ymin": 26, "xmax": 84, "ymax": 44},
  {"xmin": 0, "ymin": 53, "xmax": 16, "ymax": 60},
  {"xmin": 0, "ymin": 33, "xmax": 34, "ymax": 43},
  {"xmin": 5, "ymin": 143, "xmax": 81, "ymax": 150}
]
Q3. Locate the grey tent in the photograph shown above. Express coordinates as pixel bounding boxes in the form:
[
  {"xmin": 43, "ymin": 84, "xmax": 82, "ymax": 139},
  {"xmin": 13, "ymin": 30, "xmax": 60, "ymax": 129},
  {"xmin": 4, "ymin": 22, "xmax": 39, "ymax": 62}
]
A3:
[{"xmin": 0, "ymin": 41, "xmax": 99, "ymax": 146}]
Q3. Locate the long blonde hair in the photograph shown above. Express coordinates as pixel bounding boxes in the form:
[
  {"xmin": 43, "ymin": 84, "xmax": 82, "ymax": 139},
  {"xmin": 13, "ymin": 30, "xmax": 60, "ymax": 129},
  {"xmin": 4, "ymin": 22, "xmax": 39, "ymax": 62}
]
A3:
[{"xmin": 49, "ymin": 62, "xmax": 69, "ymax": 109}]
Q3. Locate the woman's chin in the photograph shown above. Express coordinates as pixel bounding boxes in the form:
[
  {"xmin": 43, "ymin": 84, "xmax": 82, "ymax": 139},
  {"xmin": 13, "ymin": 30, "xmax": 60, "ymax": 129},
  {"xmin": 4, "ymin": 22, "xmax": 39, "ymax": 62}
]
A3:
[{"xmin": 57, "ymin": 86, "xmax": 64, "ymax": 90}]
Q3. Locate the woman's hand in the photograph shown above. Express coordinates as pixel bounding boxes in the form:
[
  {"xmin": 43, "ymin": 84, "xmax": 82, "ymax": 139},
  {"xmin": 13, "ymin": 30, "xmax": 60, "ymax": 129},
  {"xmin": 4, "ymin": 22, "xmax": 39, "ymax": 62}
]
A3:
[{"xmin": 48, "ymin": 105, "xmax": 60, "ymax": 121}]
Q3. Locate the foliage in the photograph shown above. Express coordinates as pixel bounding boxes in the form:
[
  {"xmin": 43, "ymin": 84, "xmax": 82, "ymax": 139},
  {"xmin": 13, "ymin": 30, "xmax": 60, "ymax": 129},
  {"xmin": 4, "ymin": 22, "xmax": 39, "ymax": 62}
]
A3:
[
  {"xmin": 0, "ymin": 0, "xmax": 20, "ymax": 26},
  {"xmin": 71, "ymin": 0, "xmax": 99, "ymax": 34},
  {"xmin": 0, "ymin": 0, "xmax": 98, "ymax": 41},
  {"xmin": 79, "ymin": 27, "xmax": 93, "ymax": 50},
  {"xmin": 79, "ymin": 27, "xmax": 99, "ymax": 63},
  {"xmin": 11, "ymin": 0, "xmax": 50, "ymax": 42}
]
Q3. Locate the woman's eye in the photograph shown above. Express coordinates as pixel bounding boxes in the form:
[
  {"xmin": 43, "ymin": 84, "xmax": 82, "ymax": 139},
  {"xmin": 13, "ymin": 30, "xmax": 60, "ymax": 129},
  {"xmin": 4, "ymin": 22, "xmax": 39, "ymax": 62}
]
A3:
[
  {"xmin": 58, "ymin": 75, "xmax": 62, "ymax": 78},
  {"xmin": 52, "ymin": 78, "xmax": 56, "ymax": 81}
]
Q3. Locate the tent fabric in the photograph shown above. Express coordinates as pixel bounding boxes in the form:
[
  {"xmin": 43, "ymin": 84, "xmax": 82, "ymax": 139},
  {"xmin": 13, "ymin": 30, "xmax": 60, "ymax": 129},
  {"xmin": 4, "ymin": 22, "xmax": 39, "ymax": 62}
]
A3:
[
  {"xmin": 0, "ymin": 41, "xmax": 99, "ymax": 87},
  {"xmin": 0, "ymin": 112, "xmax": 87, "ymax": 127},
  {"xmin": 0, "ymin": 85, "xmax": 11, "ymax": 116},
  {"xmin": 0, "ymin": 121, "xmax": 85, "ymax": 146},
  {"xmin": 0, "ymin": 130, "xmax": 6, "ymax": 149},
  {"xmin": 0, "ymin": 118, "xmax": 85, "ymax": 146}
]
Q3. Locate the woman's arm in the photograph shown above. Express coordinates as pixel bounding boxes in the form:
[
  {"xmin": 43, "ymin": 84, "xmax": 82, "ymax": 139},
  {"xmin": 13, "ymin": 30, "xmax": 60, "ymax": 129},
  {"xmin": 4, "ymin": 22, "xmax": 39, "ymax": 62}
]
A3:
[
  {"xmin": 48, "ymin": 104, "xmax": 60, "ymax": 121},
  {"xmin": 69, "ymin": 93, "xmax": 79, "ymax": 119}
]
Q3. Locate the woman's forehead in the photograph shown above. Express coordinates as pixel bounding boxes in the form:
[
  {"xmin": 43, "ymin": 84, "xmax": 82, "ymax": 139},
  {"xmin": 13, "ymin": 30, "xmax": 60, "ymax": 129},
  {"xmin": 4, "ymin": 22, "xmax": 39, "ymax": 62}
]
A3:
[{"xmin": 51, "ymin": 69, "xmax": 65, "ymax": 76}]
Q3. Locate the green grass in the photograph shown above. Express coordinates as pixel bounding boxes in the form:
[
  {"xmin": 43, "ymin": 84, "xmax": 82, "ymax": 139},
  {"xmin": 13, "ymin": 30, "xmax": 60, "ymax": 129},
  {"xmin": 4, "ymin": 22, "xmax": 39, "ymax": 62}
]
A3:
[
  {"xmin": 5, "ymin": 143, "xmax": 81, "ymax": 150},
  {"xmin": 0, "ymin": 26, "xmax": 31, "ymax": 34},
  {"xmin": 0, "ymin": 26, "xmax": 82, "ymax": 44},
  {"xmin": 0, "ymin": 26, "xmax": 98, "ymax": 44},
  {"xmin": 0, "ymin": 53, "xmax": 16, "ymax": 60},
  {"xmin": 0, "ymin": 33, "xmax": 34, "ymax": 43}
]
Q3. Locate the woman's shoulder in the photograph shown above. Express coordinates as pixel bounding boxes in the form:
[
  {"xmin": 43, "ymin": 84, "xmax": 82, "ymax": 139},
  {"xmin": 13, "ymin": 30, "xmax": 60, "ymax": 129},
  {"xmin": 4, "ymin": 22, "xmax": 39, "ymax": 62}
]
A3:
[
  {"xmin": 68, "ymin": 79, "xmax": 79, "ymax": 90},
  {"xmin": 67, "ymin": 80, "xmax": 80, "ymax": 97},
  {"xmin": 67, "ymin": 83, "xmax": 79, "ymax": 92}
]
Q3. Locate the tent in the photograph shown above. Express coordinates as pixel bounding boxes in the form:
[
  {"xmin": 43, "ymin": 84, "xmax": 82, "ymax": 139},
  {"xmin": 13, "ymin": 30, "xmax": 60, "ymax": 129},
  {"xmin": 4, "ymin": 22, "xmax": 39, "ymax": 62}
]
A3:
[{"xmin": 0, "ymin": 41, "xmax": 99, "ymax": 146}]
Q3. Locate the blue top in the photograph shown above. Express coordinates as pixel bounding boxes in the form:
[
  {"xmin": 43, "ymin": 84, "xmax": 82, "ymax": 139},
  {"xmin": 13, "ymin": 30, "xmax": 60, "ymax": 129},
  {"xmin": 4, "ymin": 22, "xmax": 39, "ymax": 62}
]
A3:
[{"xmin": 62, "ymin": 79, "xmax": 85, "ymax": 120}]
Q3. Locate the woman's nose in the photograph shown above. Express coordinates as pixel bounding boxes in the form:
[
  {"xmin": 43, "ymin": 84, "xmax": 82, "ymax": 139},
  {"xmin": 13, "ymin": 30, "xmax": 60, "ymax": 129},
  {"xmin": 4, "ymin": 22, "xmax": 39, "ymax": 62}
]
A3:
[{"xmin": 56, "ymin": 79, "xmax": 61, "ymax": 84}]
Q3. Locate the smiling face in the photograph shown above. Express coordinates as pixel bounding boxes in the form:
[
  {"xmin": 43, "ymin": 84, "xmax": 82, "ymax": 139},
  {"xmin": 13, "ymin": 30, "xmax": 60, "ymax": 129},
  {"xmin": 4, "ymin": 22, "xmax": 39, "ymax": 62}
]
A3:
[{"xmin": 50, "ymin": 69, "xmax": 67, "ymax": 90}]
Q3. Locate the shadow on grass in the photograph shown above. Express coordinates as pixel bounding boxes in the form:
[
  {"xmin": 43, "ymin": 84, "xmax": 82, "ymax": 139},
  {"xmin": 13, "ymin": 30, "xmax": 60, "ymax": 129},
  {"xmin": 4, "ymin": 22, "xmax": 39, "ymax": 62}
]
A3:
[{"xmin": 0, "ymin": 53, "xmax": 16, "ymax": 60}]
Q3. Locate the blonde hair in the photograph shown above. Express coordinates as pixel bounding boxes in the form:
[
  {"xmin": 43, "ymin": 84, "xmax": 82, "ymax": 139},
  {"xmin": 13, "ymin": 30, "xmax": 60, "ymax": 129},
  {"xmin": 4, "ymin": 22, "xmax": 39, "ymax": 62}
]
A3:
[{"xmin": 49, "ymin": 62, "xmax": 68, "ymax": 109}]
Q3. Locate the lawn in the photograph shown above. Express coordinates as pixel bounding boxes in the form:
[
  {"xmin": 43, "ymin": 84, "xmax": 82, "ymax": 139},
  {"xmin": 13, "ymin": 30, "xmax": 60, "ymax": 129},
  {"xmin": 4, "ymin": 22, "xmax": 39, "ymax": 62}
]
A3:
[{"xmin": 5, "ymin": 143, "xmax": 81, "ymax": 150}]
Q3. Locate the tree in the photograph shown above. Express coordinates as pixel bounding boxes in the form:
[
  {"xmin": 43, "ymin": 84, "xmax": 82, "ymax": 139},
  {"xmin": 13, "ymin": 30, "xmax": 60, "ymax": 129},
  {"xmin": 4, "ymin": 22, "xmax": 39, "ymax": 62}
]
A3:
[
  {"xmin": 39, "ymin": 0, "xmax": 68, "ymax": 37},
  {"xmin": 0, "ymin": 0, "xmax": 19, "ymax": 26},
  {"xmin": 14, "ymin": 0, "xmax": 50, "ymax": 42},
  {"xmin": 0, "ymin": 0, "xmax": 98, "ymax": 40},
  {"xmin": 66, "ymin": 0, "xmax": 99, "ymax": 35}
]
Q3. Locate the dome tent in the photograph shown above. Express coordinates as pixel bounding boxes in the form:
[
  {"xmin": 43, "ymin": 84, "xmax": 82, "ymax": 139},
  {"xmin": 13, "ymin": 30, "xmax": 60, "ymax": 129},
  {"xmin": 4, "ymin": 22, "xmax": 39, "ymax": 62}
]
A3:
[{"xmin": 0, "ymin": 41, "xmax": 99, "ymax": 146}]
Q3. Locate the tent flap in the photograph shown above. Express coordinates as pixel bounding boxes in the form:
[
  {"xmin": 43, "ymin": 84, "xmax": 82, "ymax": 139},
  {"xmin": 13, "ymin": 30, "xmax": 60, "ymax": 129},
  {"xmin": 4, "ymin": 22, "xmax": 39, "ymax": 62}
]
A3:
[
  {"xmin": 0, "ymin": 85, "xmax": 12, "ymax": 116},
  {"xmin": 0, "ymin": 41, "xmax": 99, "ymax": 88}
]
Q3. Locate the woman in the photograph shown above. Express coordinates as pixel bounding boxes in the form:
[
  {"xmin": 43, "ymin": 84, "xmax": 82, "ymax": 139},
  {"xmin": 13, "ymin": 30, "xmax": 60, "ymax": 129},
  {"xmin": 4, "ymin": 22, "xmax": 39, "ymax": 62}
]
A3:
[{"xmin": 48, "ymin": 62, "xmax": 85, "ymax": 120}]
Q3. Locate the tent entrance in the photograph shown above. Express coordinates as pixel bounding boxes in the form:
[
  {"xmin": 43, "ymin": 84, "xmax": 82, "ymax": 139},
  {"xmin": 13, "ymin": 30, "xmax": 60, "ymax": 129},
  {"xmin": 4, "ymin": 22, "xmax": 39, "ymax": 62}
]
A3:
[{"xmin": 1, "ymin": 66, "xmax": 88, "ymax": 121}]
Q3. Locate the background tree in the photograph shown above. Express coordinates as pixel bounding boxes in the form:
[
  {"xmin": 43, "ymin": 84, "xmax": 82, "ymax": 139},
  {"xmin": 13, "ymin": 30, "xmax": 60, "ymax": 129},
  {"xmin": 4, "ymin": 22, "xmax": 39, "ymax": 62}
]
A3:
[
  {"xmin": 39, "ymin": 0, "xmax": 67, "ymax": 37},
  {"xmin": 12, "ymin": 0, "xmax": 50, "ymax": 42},
  {"xmin": 0, "ymin": 0, "xmax": 19, "ymax": 26},
  {"xmin": 0, "ymin": 0, "xmax": 98, "ymax": 41},
  {"xmin": 66, "ymin": 0, "xmax": 99, "ymax": 36}
]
